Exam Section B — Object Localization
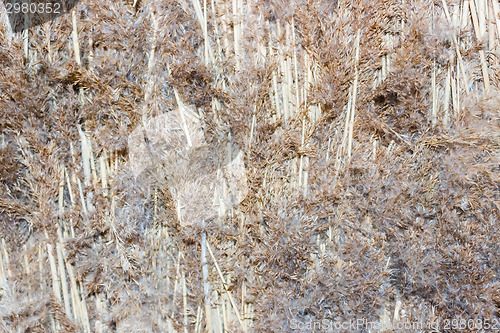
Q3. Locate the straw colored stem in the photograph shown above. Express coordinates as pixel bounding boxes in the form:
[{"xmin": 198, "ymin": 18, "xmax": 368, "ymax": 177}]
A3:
[
  {"xmin": 469, "ymin": 0, "xmax": 491, "ymax": 93},
  {"xmin": 206, "ymin": 239, "xmax": 246, "ymax": 332},
  {"xmin": 72, "ymin": 9, "xmax": 81, "ymax": 66},
  {"xmin": 56, "ymin": 243, "xmax": 71, "ymax": 319},
  {"xmin": 347, "ymin": 31, "xmax": 361, "ymax": 160},
  {"xmin": 201, "ymin": 227, "xmax": 213, "ymax": 332}
]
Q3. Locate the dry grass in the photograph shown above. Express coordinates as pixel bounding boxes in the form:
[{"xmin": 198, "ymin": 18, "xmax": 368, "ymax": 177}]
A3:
[{"xmin": 0, "ymin": 0, "xmax": 499, "ymax": 332}]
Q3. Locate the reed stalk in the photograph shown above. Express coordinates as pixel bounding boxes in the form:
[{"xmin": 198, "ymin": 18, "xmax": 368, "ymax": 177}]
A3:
[
  {"xmin": 469, "ymin": 0, "xmax": 491, "ymax": 93},
  {"xmin": 0, "ymin": 1, "xmax": 498, "ymax": 331},
  {"xmin": 201, "ymin": 224, "xmax": 213, "ymax": 333},
  {"xmin": 71, "ymin": 9, "xmax": 81, "ymax": 66},
  {"xmin": 347, "ymin": 30, "xmax": 361, "ymax": 160},
  {"xmin": 206, "ymin": 239, "xmax": 245, "ymax": 331}
]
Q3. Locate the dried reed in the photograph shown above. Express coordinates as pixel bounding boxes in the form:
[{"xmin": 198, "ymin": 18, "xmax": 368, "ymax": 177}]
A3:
[{"xmin": 0, "ymin": 0, "xmax": 499, "ymax": 332}]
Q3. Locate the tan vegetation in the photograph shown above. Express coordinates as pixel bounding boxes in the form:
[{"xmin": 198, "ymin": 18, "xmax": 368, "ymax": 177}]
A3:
[{"xmin": 0, "ymin": 0, "xmax": 499, "ymax": 332}]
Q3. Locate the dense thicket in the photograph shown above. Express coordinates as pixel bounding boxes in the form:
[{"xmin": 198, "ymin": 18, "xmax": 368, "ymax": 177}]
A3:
[{"xmin": 0, "ymin": 0, "xmax": 499, "ymax": 332}]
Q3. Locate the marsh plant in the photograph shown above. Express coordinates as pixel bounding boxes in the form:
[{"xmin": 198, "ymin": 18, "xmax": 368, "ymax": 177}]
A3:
[{"xmin": 0, "ymin": 0, "xmax": 499, "ymax": 332}]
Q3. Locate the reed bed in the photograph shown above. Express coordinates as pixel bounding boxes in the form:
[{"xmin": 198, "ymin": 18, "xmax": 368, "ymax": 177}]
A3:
[{"xmin": 0, "ymin": 0, "xmax": 499, "ymax": 332}]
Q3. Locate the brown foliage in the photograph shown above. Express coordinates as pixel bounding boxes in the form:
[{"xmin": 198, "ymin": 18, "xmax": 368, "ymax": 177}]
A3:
[{"xmin": 0, "ymin": 0, "xmax": 499, "ymax": 331}]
